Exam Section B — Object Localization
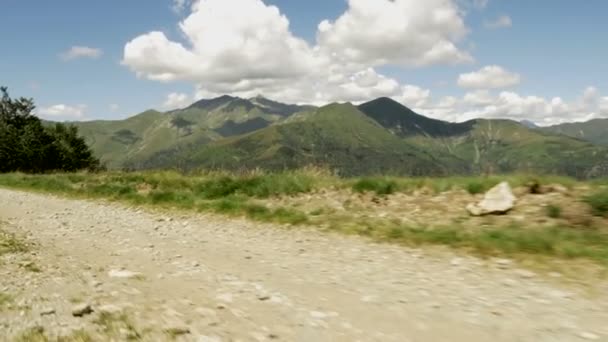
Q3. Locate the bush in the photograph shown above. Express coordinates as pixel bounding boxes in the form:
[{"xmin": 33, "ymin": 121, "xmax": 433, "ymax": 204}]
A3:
[
  {"xmin": 585, "ymin": 189, "xmax": 608, "ymax": 217},
  {"xmin": 352, "ymin": 178, "xmax": 397, "ymax": 195},
  {"xmin": 466, "ymin": 181, "xmax": 486, "ymax": 195},
  {"xmin": 546, "ymin": 204, "xmax": 562, "ymax": 218},
  {"xmin": 195, "ymin": 173, "xmax": 314, "ymax": 199}
]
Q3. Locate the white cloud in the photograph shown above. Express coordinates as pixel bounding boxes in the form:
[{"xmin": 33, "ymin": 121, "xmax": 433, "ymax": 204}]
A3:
[
  {"xmin": 317, "ymin": 0, "xmax": 473, "ymax": 67},
  {"xmin": 458, "ymin": 65, "xmax": 521, "ymax": 89},
  {"xmin": 60, "ymin": 46, "xmax": 103, "ymax": 61},
  {"xmin": 600, "ymin": 97, "xmax": 608, "ymax": 115},
  {"xmin": 416, "ymin": 87, "xmax": 607, "ymax": 126},
  {"xmin": 463, "ymin": 90, "xmax": 493, "ymax": 106},
  {"xmin": 109, "ymin": 104, "xmax": 120, "ymax": 112},
  {"xmin": 484, "ymin": 15, "xmax": 512, "ymax": 29},
  {"xmin": 397, "ymin": 85, "xmax": 431, "ymax": 107},
  {"xmin": 123, "ymin": 0, "xmax": 318, "ymax": 84},
  {"xmin": 171, "ymin": 0, "xmax": 190, "ymax": 13},
  {"xmin": 37, "ymin": 104, "xmax": 87, "ymax": 120},
  {"xmin": 466, "ymin": 0, "xmax": 489, "ymax": 9},
  {"xmin": 162, "ymin": 92, "xmax": 192, "ymax": 110},
  {"xmin": 124, "ymin": 0, "xmax": 473, "ymax": 105},
  {"xmin": 120, "ymin": 1, "xmax": 607, "ymax": 126}
]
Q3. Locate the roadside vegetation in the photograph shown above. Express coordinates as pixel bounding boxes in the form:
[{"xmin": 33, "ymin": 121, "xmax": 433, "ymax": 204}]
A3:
[
  {"xmin": 0, "ymin": 87, "xmax": 101, "ymax": 173},
  {"xmin": 1, "ymin": 170, "xmax": 608, "ymax": 266}
]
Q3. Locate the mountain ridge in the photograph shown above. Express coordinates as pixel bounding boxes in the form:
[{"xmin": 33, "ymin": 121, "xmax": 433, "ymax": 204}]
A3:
[{"xmin": 62, "ymin": 95, "xmax": 608, "ymax": 178}]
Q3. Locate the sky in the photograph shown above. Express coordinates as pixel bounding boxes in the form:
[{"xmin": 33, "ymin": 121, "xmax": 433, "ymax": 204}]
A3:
[{"xmin": 1, "ymin": 0, "xmax": 608, "ymax": 125}]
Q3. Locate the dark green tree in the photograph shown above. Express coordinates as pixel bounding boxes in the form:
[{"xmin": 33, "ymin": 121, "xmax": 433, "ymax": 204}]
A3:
[{"xmin": 0, "ymin": 86, "xmax": 101, "ymax": 173}]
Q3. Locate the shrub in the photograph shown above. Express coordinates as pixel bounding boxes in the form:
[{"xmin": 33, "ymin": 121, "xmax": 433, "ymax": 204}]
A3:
[
  {"xmin": 584, "ymin": 189, "xmax": 608, "ymax": 217},
  {"xmin": 352, "ymin": 178, "xmax": 397, "ymax": 195},
  {"xmin": 546, "ymin": 204, "xmax": 562, "ymax": 218},
  {"xmin": 466, "ymin": 181, "xmax": 486, "ymax": 195}
]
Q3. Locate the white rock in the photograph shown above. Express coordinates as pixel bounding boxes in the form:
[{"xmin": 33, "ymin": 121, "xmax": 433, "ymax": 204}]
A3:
[{"xmin": 467, "ymin": 182, "xmax": 516, "ymax": 216}]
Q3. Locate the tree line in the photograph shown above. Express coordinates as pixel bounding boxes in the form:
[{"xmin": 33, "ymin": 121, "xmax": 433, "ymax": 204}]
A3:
[{"xmin": 0, "ymin": 87, "xmax": 101, "ymax": 173}]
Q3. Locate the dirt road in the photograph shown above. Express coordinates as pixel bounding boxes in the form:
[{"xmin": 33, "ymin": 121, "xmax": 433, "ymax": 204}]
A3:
[{"xmin": 1, "ymin": 188, "xmax": 607, "ymax": 341}]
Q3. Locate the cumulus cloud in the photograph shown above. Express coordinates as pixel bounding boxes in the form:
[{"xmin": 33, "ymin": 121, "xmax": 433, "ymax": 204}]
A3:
[
  {"xmin": 109, "ymin": 104, "xmax": 120, "ymax": 112},
  {"xmin": 317, "ymin": 0, "xmax": 472, "ymax": 67},
  {"xmin": 120, "ymin": 1, "xmax": 607, "ymax": 126},
  {"xmin": 123, "ymin": 0, "xmax": 473, "ymax": 104},
  {"xmin": 600, "ymin": 97, "xmax": 608, "ymax": 115},
  {"xmin": 417, "ymin": 87, "xmax": 607, "ymax": 125},
  {"xmin": 484, "ymin": 15, "xmax": 512, "ymax": 29},
  {"xmin": 463, "ymin": 90, "xmax": 493, "ymax": 106},
  {"xmin": 458, "ymin": 65, "xmax": 521, "ymax": 89},
  {"xmin": 162, "ymin": 92, "xmax": 192, "ymax": 110},
  {"xmin": 60, "ymin": 46, "xmax": 103, "ymax": 61},
  {"xmin": 37, "ymin": 104, "xmax": 87, "ymax": 120},
  {"xmin": 123, "ymin": 0, "xmax": 318, "ymax": 84}
]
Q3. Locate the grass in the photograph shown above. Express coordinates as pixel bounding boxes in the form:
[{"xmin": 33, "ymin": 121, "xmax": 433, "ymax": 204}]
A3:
[
  {"xmin": 21, "ymin": 261, "xmax": 42, "ymax": 273},
  {"xmin": 328, "ymin": 218, "xmax": 608, "ymax": 265},
  {"xmin": 93, "ymin": 312, "xmax": 141, "ymax": 340},
  {"xmin": 1, "ymin": 171, "xmax": 607, "ymax": 266},
  {"xmin": 352, "ymin": 178, "xmax": 397, "ymax": 195},
  {"xmin": 585, "ymin": 189, "xmax": 608, "ymax": 217},
  {"xmin": 546, "ymin": 204, "xmax": 562, "ymax": 219},
  {"xmin": 349, "ymin": 174, "xmax": 577, "ymax": 196},
  {"xmin": 14, "ymin": 326, "xmax": 93, "ymax": 342},
  {"xmin": 0, "ymin": 292, "xmax": 12, "ymax": 309},
  {"xmin": 0, "ymin": 225, "xmax": 29, "ymax": 256}
]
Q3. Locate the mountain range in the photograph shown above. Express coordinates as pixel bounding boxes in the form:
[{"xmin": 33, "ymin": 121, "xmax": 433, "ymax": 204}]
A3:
[{"xmin": 68, "ymin": 95, "xmax": 608, "ymax": 178}]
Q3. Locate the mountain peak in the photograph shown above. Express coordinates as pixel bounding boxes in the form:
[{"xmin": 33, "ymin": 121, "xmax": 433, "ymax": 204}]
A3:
[
  {"xmin": 520, "ymin": 120, "xmax": 539, "ymax": 129},
  {"xmin": 188, "ymin": 95, "xmax": 238, "ymax": 110},
  {"xmin": 359, "ymin": 97, "xmax": 474, "ymax": 138}
]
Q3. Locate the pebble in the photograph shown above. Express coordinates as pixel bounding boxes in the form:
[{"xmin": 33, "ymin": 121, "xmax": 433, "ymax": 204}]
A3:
[
  {"xmin": 108, "ymin": 269, "xmax": 142, "ymax": 279},
  {"xmin": 513, "ymin": 269, "xmax": 536, "ymax": 279},
  {"xmin": 40, "ymin": 308, "xmax": 56, "ymax": 316},
  {"xmin": 72, "ymin": 303, "xmax": 94, "ymax": 317},
  {"xmin": 495, "ymin": 259, "xmax": 512, "ymax": 268}
]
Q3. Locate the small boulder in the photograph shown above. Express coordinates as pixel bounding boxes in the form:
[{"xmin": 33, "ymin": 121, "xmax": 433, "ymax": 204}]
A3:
[{"xmin": 467, "ymin": 182, "xmax": 516, "ymax": 216}]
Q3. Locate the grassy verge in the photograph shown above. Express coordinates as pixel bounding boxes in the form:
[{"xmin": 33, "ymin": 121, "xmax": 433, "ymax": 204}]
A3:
[
  {"xmin": 1, "ymin": 171, "xmax": 607, "ymax": 265},
  {"xmin": 14, "ymin": 326, "xmax": 93, "ymax": 342},
  {"xmin": 0, "ymin": 224, "xmax": 28, "ymax": 256},
  {"xmin": 350, "ymin": 174, "xmax": 578, "ymax": 195},
  {"xmin": 323, "ymin": 216, "xmax": 608, "ymax": 265}
]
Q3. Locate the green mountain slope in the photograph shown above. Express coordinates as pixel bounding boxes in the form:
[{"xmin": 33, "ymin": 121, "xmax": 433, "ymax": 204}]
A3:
[
  {"xmin": 72, "ymin": 96, "xmax": 312, "ymax": 168},
  {"xmin": 71, "ymin": 95, "xmax": 608, "ymax": 178},
  {"xmin": 358, "ymin": 98, "xmax": 608, "ymax": 178},
  {"xmin": 541, "ymin": 119, "xmax": 608, "ymax": 146},
  {"xmin": 358, "ymin": 97, "xmax": 474, "ymax": 137},
  {"xmin": 134, "ymin": 103, "xmax": 469, "ymax": 176}
]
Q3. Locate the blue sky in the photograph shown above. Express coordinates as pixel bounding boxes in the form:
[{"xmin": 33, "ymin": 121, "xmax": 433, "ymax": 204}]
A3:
[{"xmin": 1, "ymin": 0, "xmax": 607, "ymax": 125}]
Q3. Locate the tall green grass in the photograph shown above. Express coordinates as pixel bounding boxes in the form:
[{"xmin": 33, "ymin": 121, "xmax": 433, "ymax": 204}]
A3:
[
  {"xmin": 585, "ymin": 189, "xmax": 608, "ymax": 217},
  {"xmin": 2, "ymin": 171, "xmax": 607, "ymax": 265}
]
